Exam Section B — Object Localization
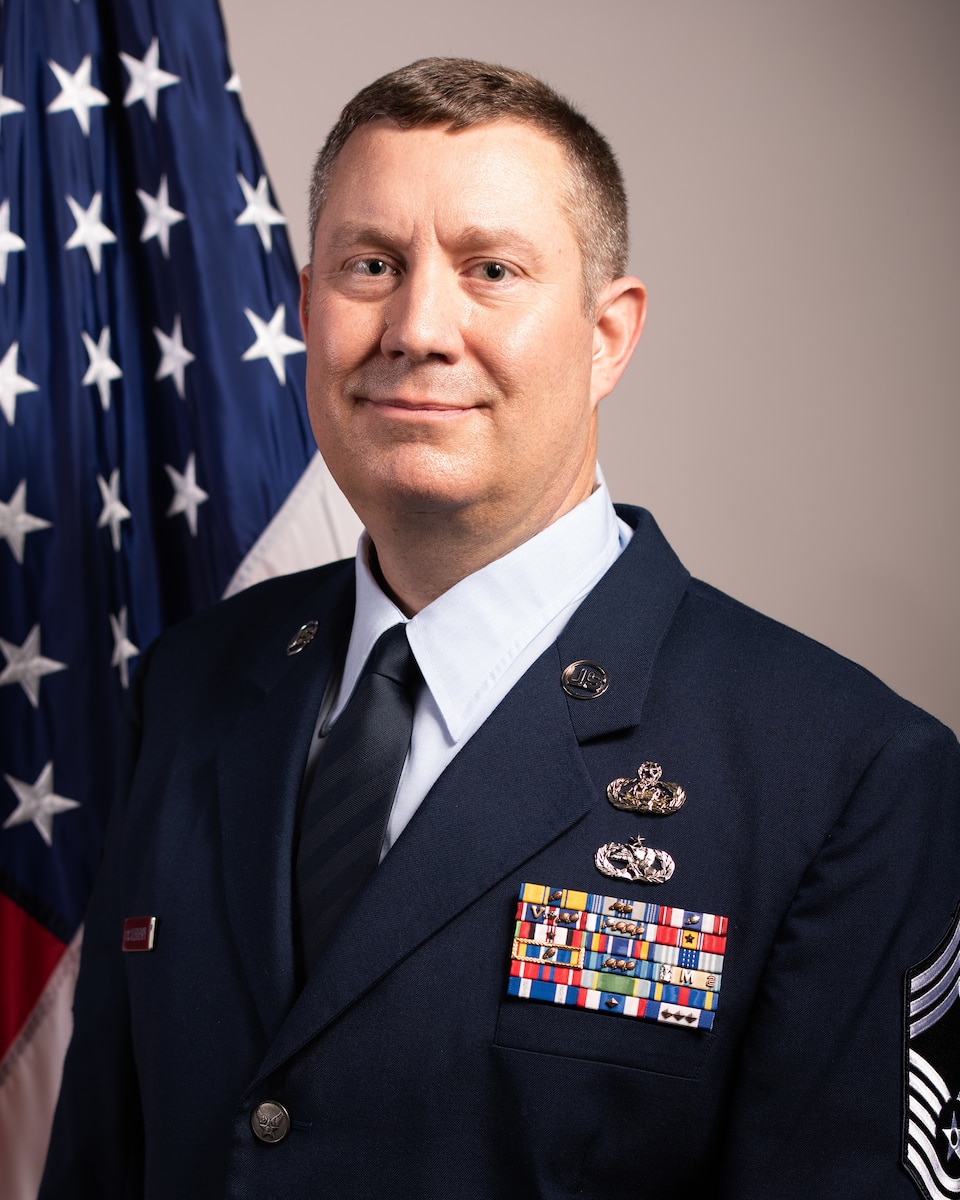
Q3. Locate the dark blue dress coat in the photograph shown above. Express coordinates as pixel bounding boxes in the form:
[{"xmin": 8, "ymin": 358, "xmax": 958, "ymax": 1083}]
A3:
[{"xmin": 40, "ymin": 507, "xmax": 960, "ymax": 1199}]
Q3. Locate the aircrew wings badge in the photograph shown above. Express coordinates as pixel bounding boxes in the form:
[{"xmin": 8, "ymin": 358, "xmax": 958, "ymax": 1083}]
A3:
[
  {"xmin": 507, "ymin": 883, "xmax": 728, "ymax": 1030},
  {"xmin": 904, "ymin": 907, "xmax": 960, "ymax": 1200}
]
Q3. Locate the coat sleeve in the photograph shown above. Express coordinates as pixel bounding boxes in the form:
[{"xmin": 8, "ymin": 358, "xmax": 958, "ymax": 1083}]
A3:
[
  {"xmin": 717, "ymin": 715, "xmax": 960, "ymax": 1199},
  {"xmin": 37, "ymin": 653, "xmax": 154, "ymax": 1199}
]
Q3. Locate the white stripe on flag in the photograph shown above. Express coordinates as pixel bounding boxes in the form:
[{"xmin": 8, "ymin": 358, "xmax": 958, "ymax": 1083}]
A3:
[
  {"xmin": 0, "ymin": 930, "xmax": 82, "ymax": 1200},
  {"xmin": 224, "ymin": 453, "xmax": 363, "ymax": 598}
]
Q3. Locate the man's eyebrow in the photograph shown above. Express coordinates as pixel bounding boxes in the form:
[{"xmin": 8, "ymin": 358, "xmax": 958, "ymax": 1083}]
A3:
[
  {"xmin": 454, "ymin": 225, "xmax": 546, "ymax": 262},
  {"xmin": 325, "ymin": 223, "xmax": 397, "ymax": 250},
  {"xmin": 324, "ymin": 222, "xmax": 546, "ymax": 262}
]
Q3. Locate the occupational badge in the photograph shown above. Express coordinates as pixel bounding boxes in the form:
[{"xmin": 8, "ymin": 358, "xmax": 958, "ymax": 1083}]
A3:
[
  {"xmin": 903, "ymin": 907, "xmax": 960, "ymax": 1200},
  {"xmin": 507, "ymin": 883, "xmax": 728, "ymax": 1030},
  {"xmin": 607, "ymin": 761, "xmax": 685, "ymax": 815},
  {"xmin": 595, "ymin": 835, "xmax": 675, "ymax": 884}
]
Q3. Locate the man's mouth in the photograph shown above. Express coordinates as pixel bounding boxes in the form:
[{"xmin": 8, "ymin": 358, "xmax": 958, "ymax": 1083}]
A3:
[{"xmin": 359, "ymin": 395, "xmax": 474, "ymax": 418}]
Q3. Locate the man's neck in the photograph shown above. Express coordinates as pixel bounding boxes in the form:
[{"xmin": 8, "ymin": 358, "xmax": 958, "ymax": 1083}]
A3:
[
  {"xmin": 363, "ymin": 479, "xmax": 597, "ymax": 616},
  {"xmin": 364, "ymin": 514, "xmax": 533, "ymax": 617}
]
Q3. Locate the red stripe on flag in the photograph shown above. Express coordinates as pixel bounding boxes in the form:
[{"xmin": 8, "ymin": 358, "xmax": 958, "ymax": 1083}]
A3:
[{"xmin": 0, "ymin": 894, "xmax": 66, "ymax": 1057}]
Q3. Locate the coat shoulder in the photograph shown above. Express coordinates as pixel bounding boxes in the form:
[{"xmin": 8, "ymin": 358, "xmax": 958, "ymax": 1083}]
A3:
[
  {"xmin": 131, "ymin": 558, "xmax": 355, "ymax": 717},
  {"xmin": 673, "ymin": 574, "xmax": 954, "ymax": 748},
  {"xmin": 155, "ymin": 558, "xmax": 353, "ymax": 658}
]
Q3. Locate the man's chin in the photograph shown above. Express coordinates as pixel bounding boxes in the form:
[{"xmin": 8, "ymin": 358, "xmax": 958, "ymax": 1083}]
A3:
[{"xmin": 361, "ymin": 481, "xmax": 481, "ymax": 521}]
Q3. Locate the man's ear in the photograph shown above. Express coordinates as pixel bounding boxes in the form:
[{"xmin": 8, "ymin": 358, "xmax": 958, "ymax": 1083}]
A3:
[
  {"xmin": 299, "ymin": 265, "xmax": 312, "ymax": 337},
  {"xmin": 590, "ymin": 277, "xmax": 647, "ymax": 407}
]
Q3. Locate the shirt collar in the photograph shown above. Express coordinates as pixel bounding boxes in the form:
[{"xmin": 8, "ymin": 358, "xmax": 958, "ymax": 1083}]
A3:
[{"xmin": 333, "ymin": 471, "xmax": 627, "ymax": 742}]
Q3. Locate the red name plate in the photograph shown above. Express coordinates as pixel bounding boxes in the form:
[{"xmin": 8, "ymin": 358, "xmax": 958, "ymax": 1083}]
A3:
[{"xmin": 121, "ymin": 916, "xmax": 157, "ymax": 952}]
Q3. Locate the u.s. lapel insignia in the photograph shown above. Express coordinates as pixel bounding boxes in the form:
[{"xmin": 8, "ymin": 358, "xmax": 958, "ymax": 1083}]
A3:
[
  {"xmin": 607, "ymin": 761, "xmax": 685, "ymax": 815},
  {"xmin": 507, "ymin": 883, "xmax": 728, "ymax": 1030},
  {"xmin": 903, "ymin": 906, "xmax": 960, "ymax": 1199},
  {"xmin": 595, "ymin": 835, "xmax": 675, "ymax": 884}
]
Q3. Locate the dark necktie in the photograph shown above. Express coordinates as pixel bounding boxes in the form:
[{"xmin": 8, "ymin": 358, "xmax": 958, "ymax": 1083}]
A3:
[{"xmin": 295, "ymin": 623, "xmax": 421, "ymax": 977}]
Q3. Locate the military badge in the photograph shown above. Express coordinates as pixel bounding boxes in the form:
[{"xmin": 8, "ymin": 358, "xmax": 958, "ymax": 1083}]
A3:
[
  {"xmin": 595, "ymin": 834, "xmax": 675, "ymax": 884},
  {"xmin": 598, "ymin": 762, "xmax": 685, "ymax": 883},
  {"xmin": 507, "ymin": 883, "xmax": 728, "ymax": 1031},
  {"xmin": 606, "ymin": 761, "xmax": 685, "ymax": 816},
  {"xmin": 903, "ymin": 908, "xmax": 960, "ymax": 1199}
]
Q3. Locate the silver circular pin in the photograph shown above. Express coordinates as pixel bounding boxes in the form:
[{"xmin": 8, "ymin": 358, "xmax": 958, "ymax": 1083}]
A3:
[
  {"xmin": 561, "ymin": 660, "xmax": 609, "ymax": 699},
  {"xmin": 251, "ymin": 1099, "xmax": 291, "ymax": 1144},
  {"xmin": 286, "ymin": 620, "xmax": 319, "ymax": 656}
]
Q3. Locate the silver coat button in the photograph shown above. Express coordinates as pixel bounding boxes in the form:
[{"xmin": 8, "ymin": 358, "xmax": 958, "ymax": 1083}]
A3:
[{"xmin": 251, "ymin": 1100, "xmax": 291, "ymax": 1144}]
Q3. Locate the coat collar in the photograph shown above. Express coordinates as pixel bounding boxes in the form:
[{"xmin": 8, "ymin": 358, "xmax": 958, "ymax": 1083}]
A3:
[{"xmin": 558, "ymin": 505, "xmax": 690, "ymax": 743}]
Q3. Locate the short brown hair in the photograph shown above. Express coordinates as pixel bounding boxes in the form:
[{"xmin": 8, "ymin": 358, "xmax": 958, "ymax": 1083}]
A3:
[{"xmin": 307, "ymin": 57, "xmax": 628, "ymax": 310}]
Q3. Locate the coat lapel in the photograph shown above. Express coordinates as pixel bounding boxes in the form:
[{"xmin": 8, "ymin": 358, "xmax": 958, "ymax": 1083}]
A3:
[
  {"xmin": 256, "ymin": 507, "xmax": 691, "ymax": 1079},
  {"xmin": 258, "ymin": 645, "xmax": 597, "ymax": 1078},
  {"xmin": 217, "ymin": 566, "xmax": 354, "ymax": 1038},
  {"xmin": 558, "ymin": 506, "xmax": 690, "ymax": 745}
]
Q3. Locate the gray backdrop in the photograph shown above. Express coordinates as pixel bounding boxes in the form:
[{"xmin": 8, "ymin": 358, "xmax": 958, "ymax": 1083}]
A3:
[{"xmin": 220, "ymin": 0, "xmax": 959, "ymax": 732}]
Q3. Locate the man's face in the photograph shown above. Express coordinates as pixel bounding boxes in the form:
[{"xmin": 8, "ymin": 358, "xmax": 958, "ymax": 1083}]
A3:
[{"xmin": 300, "ymin": 119, "xmax": 628, "ymax": 545}]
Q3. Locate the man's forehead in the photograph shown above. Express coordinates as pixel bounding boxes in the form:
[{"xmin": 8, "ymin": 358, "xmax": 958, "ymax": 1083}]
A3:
[
  {"xmin": 313, "ymin": 125, "xmax": 578, "ymax": 270},
  {"xmin": 331, "ymin": 116, "xmax": 570, "ymax": 181}
]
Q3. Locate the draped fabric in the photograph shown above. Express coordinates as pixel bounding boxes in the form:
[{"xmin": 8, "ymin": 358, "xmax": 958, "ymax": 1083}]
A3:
[{"xmin": 0, "ymin": 2, "xmax": 357, "ymax": 1193}]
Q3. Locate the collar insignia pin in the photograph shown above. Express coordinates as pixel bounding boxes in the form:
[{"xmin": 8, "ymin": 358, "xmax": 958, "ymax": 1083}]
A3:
[
  {"xmin": 607, "ymin": 761, "xmax": 685, "ymax": 815},
  {"xmin": 286, "ymin": 619, "xmax": 319, "ymax": 656}
]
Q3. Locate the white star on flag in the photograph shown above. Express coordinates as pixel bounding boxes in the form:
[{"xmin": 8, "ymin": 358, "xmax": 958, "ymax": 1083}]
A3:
[
  {"xmin": 165, "ymin": 453, "xmax": 208, "ymax": 537},
  {"xmin": 64, "ymin": 192, "xmax": 116, "ymax": 274},
  {"xmin": 81, "ymin": 326, "xmax": 123, "ymax": 411},
  {"xmin": 0, "ymin": 67, "xmax": 25, "ymax": 130},
  {"xmin": 108, "ymin": 607, "xmax": 139, "ymax": 689},
  {"xmin": 96, "ymin": 468, "xmax": 131, "ymax": 552},
  {"xmin": 46, "ymin": 56, "xmax": 108, "ymax": 136},
  {"xmin": 136, "ymin": 175, "xmax": 185, "ymax": 259},
  {"xmin": 235, "ymin": 173, "xmax": 286, "ymax": 252},
  {"xmin": 225, "ymin": 72, "xmax": 242, "ymax": 95},
  {"xmin": 154, "ymin": 314, "xmax": 195, "ymax": 398},
  {"xmin": 0, "ymin": 481, "xmax": 51, "ymax": 564},
  {"xmin": 0, "ymin": 198, "xmax": 26, "ymax": 283},
  {"xmin": 242, "ymin": 303, "xmax": 305, "ymax": 385},
  {"xmin": 0, "ymin": 624, "xmax": 67, "ymax": 708},
  {"xmin": 2, "ymin": 762, "xmax": 80, "ymax": 847},
  {"xmin": 0, "ymin": 340, "xmax": 38, "ymax": 425},
  {"xmin": 119, "ymin": 36, "xmax": 180, "ymax": 120}
]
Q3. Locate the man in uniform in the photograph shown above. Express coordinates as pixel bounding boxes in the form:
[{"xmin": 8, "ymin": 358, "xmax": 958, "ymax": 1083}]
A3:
[{"xmin": 41, "ymin": 58, "xmax": 960, "ymax": 1199}]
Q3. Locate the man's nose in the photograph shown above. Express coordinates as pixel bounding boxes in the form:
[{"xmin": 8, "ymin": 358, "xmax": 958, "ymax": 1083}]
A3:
[{"xmin": 380, "ymin": 265, "xmax": 464, "ymax": 363}]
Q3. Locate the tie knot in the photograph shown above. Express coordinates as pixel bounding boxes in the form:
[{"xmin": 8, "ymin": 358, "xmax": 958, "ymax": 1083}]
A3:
[{"xmin": 367, "ymin": 623, "xmax": 420, "ymax": 691}]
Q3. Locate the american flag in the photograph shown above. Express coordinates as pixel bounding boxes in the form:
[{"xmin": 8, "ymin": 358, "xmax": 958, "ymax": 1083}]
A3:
[{"xmin": 0, "ymin": 1, "xmax": 359, "ymax": 1194}]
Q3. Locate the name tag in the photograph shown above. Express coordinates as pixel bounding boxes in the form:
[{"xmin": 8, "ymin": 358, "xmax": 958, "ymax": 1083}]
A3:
[{"xmin": 121, "ymin": 916, "xmax": 157, "ymax": 952}]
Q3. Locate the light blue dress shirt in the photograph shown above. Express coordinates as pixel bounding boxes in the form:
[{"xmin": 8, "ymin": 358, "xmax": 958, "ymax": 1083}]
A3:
[{"xmin": 314, "ymin": 473, "xmax": 631, "ymax": 856}]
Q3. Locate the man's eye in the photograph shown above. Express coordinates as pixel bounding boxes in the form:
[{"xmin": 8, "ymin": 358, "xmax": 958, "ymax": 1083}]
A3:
[
  {"xmin": 351, "ymin": 258, "xmax": 396, "ymax": 276},
  {"xmin": 474, "ymin": 262, "xmax": 513, "ymax": 282}
]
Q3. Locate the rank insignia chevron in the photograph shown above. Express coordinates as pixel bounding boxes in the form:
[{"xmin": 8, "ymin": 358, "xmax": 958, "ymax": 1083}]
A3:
[{"xmin": 903, "ymin": 907, "xmax": 960, "ymax": 1200}]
